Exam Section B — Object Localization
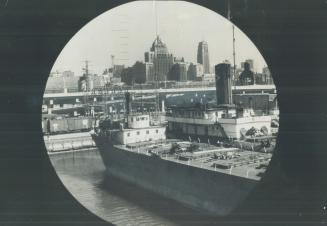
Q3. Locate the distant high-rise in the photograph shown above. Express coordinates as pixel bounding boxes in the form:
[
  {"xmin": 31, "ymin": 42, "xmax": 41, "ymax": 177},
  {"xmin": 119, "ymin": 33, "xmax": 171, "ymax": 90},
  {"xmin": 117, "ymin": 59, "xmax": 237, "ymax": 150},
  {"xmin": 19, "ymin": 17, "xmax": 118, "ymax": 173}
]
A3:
[
  {"xmin": 145, "ymin": 36, "xmax": 174, "ymax": 82},
  {"xmin": 197, "ymin": 41, "xmax": 210, "ymax": 74},
  {"xmin": 62, "ymin": 70, "xmax": 74, "ymax": 77},
  {"xmin": 168, "ymin": 62, "xmax": 188, "ymax": 81},
  {"xmin": 262, "ymin": 66, "xmax": 273, "ymax": 84},
  {"xmin": 241, "ymin": 59, "xmax": 254, "ymax": 71},
  {"xmin": 145, "ymin": 62, "xmax": 154, "ymax": 82},
  {"xmin": 187, "ymin": 63, "xmax": 197, "ymax": 81},
  {"xmin": 239, "ymin": 62, "xmax": 254, "ymax": 85}
]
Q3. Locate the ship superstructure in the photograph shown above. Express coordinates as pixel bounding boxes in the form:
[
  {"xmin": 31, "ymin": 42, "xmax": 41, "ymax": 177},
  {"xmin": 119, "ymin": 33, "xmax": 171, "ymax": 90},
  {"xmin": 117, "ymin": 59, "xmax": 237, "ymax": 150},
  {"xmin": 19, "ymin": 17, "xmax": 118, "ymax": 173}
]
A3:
[
  {"xmin": 100, "ymin": 113, "xmax": 166, "ymax": 145},
  {"xmin": 166, "ymin": 62, "xmax": 273, "ymax": 144},
  {"xmin": 93, "ymin": 93, "xmax": 275, "ymax": 215},
  {"xmin": 92, "ymin": 108, "xmax": 272, "ymax": 215},
  {"xmin": 92, "ymin": 57, "xmax": 278, "ymax": 215},
  {"xmin": 166, "ymin": 104, "xmax": 272, "ymax": 140}
]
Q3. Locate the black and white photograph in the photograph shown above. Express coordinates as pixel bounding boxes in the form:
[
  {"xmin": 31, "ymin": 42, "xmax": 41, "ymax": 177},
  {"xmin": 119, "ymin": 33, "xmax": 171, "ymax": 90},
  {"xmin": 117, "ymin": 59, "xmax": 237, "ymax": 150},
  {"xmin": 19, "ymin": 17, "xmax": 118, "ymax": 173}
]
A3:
[
  {"xmin": 1, "ymin": 0, "xmax": 327, "ymax": 226},
  {"xmin": 43, "ymin": 1, "xmax": 278, "ymax": 224}
]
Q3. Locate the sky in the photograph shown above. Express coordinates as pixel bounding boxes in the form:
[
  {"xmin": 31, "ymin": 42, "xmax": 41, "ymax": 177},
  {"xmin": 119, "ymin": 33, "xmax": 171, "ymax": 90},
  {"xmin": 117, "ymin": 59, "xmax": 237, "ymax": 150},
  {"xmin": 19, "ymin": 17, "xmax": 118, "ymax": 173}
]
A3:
[{"xmin": 51, "ymin": 1, "xmax": 269, "ymax": 76}]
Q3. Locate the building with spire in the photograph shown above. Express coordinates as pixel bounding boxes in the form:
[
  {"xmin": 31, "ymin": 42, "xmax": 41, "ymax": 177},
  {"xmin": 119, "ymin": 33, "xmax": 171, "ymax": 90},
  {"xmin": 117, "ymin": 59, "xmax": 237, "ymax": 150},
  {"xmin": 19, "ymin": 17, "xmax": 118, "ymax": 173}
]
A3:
[
  {"xmin": 144, "ymin": 36, "xmax": 174, "ymax": 82},
  {"xmin": 197, "ymin": 41, "xmax": 210, "ymax": 74}
]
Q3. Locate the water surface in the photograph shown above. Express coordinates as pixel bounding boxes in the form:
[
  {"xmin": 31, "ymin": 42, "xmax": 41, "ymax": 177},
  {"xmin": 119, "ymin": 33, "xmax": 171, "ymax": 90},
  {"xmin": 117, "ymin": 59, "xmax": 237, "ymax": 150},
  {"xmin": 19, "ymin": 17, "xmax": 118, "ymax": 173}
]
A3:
[{"xmin": 50, "ymin": 149, "xmax": 221, "ymax": 226}]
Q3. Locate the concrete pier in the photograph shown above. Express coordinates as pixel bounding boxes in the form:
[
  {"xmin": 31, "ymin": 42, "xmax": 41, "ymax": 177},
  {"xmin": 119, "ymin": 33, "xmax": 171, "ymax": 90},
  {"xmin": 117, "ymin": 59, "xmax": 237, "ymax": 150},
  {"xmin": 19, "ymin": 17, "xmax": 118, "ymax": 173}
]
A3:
[{"xmin": 44, "ymin": 132, "xmax": 96, "ymax": 153}]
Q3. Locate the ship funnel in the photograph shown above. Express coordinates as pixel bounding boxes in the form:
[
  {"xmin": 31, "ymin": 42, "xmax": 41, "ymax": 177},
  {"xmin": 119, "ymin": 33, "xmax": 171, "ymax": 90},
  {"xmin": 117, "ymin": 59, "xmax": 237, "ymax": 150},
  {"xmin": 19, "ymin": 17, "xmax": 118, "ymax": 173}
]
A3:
[{"xmin": 215, "ymin": 63, "xmax": 233, "ymax": 106}]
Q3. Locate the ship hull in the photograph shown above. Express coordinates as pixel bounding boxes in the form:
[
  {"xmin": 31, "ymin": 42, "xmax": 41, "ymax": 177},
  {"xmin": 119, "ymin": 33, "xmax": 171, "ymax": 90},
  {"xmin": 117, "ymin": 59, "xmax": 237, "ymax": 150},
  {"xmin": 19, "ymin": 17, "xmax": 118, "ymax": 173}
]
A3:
[{"xmin": 93, "ymin": 135, "xmax": 257, "ymax": 216}]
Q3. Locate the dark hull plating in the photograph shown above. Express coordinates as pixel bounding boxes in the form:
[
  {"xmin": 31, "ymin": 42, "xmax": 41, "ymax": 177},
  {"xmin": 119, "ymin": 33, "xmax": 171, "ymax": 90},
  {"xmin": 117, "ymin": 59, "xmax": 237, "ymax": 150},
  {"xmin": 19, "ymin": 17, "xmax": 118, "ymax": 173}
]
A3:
[{"xmin": 93, "ymin": 134, "xmax": 257, "ymax": 216}]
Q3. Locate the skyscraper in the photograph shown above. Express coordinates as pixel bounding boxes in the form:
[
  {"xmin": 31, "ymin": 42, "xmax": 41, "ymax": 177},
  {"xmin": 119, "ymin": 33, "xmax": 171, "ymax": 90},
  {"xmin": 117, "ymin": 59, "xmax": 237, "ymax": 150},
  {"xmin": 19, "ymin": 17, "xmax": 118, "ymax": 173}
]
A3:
[
  {"xmin": 145, "ymin": 36, "xmax": 174, "ymax": 82},
  {"xmin": 168, "ymin": 62, "xmax": 188, "ymax": 81},
  {"xmin": 262, "ymin": 66, "xmax": 273, "ymax": 84},
  {"xmin": 197, "ymin": 41, "xmax": 210, "ymax": 74},
  {"xmin": 241, "ymin": 59, "xmax": 254, "ymax": 71}
]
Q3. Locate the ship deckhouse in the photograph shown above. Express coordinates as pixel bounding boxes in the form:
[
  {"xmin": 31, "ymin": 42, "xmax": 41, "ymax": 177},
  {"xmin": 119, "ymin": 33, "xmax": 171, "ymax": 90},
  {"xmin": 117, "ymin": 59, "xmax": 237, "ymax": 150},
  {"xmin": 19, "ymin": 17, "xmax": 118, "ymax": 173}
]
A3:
[
  {"xmin": 115, "ymin": 114, "xmax": 166, "ymax": 145},
  {"xmin": 167, "ymin": 105, "xmax": 271, "ymax": 140}
]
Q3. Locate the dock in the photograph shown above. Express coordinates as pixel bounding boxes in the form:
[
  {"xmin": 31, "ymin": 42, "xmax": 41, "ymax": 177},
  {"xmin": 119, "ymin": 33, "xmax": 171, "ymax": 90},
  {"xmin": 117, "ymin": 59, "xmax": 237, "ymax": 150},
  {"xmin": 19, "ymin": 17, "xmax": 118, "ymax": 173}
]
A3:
[{"xmin": 44, "ymin": 132, "xmax": 96, "ymax": 153}]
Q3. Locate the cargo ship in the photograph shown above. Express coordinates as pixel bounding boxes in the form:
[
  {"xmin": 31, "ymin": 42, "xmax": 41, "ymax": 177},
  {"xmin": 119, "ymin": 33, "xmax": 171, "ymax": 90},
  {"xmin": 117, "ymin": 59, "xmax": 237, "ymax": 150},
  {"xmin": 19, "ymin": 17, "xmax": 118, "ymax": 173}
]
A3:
[{"xmin": 92, "ymin": 63, "xmax": 276, "ymax": 215}]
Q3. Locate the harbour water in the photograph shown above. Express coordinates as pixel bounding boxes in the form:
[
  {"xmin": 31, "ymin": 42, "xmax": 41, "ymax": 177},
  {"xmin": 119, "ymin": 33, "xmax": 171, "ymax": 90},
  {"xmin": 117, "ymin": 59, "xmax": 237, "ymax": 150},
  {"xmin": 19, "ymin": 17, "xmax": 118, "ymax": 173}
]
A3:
[{"xmin": 49, "ymin": 149, "xmax": 222, "ymax": 226}]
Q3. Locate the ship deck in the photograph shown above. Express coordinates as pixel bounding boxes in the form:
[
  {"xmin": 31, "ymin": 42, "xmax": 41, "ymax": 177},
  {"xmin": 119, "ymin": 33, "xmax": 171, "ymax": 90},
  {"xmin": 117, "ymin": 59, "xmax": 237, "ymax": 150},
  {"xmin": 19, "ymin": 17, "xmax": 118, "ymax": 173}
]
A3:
[{"xmin": 114, "ymin": 140, "xmax": 272, "ymax": 181}]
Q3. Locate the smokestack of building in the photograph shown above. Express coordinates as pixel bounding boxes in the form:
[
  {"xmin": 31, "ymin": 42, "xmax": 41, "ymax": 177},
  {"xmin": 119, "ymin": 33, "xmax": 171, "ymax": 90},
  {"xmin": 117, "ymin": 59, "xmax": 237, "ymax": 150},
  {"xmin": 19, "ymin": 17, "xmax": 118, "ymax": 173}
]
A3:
[{"xmin": 215, "ymin": 63, "xmax": 233, "ymax": 106}]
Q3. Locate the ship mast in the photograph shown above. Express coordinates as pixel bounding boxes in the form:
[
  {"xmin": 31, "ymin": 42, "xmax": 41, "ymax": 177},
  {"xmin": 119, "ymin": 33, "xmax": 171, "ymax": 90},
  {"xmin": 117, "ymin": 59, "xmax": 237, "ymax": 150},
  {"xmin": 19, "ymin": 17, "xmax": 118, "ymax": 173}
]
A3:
[
  {"xmin": 153, "ymin": 0, "xmax": 160, "ymax": 118},
  {"xmin": 82, "ymin": 60, "xmax": 90, "ymax": 116},
  {"xmin": 111, "ymin": 54, "xmax": 115, "ymax": 76},
  {"xmin": 228, "ymin": 0, "xmax": 236, "ymax": 87}
]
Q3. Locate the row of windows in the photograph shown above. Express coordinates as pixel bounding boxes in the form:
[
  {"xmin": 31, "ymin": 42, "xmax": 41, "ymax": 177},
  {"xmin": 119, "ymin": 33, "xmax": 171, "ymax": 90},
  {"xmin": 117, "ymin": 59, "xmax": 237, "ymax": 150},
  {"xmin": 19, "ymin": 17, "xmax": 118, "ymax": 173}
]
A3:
[
  {"xmin": 169, "ymin": 123, "xmax": 219, "ymax": 131},
  {"xmin": 172, "ymin": 111, "xmax": 206, "ymax": 118},
  {"xmin": 127, "ymin": 129, "xmax": 159, "ymax": 137},
  {"xmin": 172, "ymin": 110, "xmax": 235, "ymax": 119},
  {"xmin": 130, "ymin": 116, "xmax": 148, "ymax": 122}
]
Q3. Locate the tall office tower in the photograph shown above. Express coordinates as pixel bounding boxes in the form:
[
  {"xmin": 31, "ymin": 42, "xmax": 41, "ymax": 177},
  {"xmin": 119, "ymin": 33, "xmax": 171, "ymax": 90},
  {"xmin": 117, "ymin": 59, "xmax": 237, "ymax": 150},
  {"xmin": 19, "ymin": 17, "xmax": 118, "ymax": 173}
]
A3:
[
  {"xmin": 145, "ymin": 62, "xmax": 154, "ymax": 81},
  {"xmin": 169, "ymin": 62, "xmax": 188, "ymax": 81},
  {"xmin": 197, "ymin": 41, "xmax": 210, "ymax": 74},
  {"xmin": 187, "ymin": 63, "xmax": 197, "ymax": 81},
  {"xmin": 262, "ymin": 66, "xmax": 273, "ymax": 84},
  {"xmin": 145, "ymin": 36, "xmax": 174, "ymax": 82},
  {"xmin": 144, "ymin": 51, "xmax": 154, "ymax": 63},
  {"xmin": 241, "ymin": 59, "xmax": 254, "ymax": 71}
]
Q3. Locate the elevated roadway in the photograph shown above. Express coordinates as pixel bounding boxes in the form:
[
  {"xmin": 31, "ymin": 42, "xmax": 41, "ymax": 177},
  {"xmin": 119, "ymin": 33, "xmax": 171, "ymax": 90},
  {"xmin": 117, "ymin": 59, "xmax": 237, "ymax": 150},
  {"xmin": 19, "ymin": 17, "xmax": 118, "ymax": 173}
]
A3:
[{"xmin": 44, "ymin": 85, "xmax": 276, "ymax": 99}]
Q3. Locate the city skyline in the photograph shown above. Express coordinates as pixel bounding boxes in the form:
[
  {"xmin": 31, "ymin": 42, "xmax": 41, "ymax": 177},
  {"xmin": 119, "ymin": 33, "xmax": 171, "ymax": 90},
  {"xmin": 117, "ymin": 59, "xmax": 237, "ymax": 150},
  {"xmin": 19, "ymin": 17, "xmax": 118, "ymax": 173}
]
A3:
[{"xmin": 51, "ymin": 1, "xmax": 268, "ymax": 76}]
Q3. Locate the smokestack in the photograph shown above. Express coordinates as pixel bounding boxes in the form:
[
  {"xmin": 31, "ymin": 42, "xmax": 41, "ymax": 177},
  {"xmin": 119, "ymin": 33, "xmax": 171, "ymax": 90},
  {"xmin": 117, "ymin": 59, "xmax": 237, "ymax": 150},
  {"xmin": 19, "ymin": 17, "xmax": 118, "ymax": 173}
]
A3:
[
  {"xmin": 125, "ymin": 92, "xmax": 132, "ymax": 114},
  {"xmin": 215, "ymin": 63, "xmax": 232, "ymax": 106}
]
